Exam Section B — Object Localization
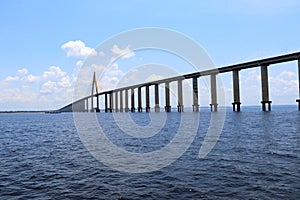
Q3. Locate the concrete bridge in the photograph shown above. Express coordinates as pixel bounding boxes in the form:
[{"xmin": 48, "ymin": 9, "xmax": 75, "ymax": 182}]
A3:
[{"xmin": 59, "ymin": 52, "xmax": 300, "ymax": 112}]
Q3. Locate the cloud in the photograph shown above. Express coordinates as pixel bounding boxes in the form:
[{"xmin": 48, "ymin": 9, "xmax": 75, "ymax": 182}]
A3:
[
  {"xmin": 43, "ymin": 66, "xmax": 66, "ymax": 78},
  {"xmin": 238, "ymin": 69, "xmax": 298, "ymax": 105},
  {"xmin": 1, "ymin": 61, "xmax": 299, "ymax": 110},
  {"xmin": 0, "ymin": 88, "xmax": 37, "ymax": 103},
  {"xmin": 111, "ymin": 44, "xmax": 135, "ymax": 59},
  {"xmin": 58, "ymin": 76, "xmax": 71, "ymax": 87},
  {"xmin": 270, "ymin": 71, "xmax": 298, "ymax": 96},
  {"xmin": 0, "ymin": 64, "xmax": 77, "ymax": 110},
  {"xmin": 108, "ymin": 63, "xmax": 124, "ymax": 76},
  {"xmin": 17, "ymin": 68, "xmax": 28, "ymax": 75},
  {"xmin": 244, "ymin": 69, "xmax": 260, "ymax": 82},
  {"xmin": 73, "ymin": 61, "xmax": 127, "ymax": 99},
  {"xmin": 5, "ymin": 76, "xmax": 19, "ymax": 81},
  {"xmin": 22, "ymin": 74, "xmax": 39, "ymax": 83},
  {"xmin": 76, "ymin": 60, "xmax": 83, "ymax": 68},
  {"xmin": 278, "ymin": 71, "xmax": 296, "ymax": 78},
  {"xmin": 40, "ymin": 81, "xmax": 57, "ymax": 94},
  {"xmin": 61, "ymin": 40, "xmax": 97, "ymax": 58}
]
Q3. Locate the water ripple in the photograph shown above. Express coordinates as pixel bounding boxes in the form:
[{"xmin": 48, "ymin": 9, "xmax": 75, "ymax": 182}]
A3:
[{"xmin": 0, "ymin": 107, "xmax": 299, "ymax": 199}]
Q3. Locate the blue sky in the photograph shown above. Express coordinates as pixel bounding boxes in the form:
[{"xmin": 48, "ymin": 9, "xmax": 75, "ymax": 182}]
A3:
[{"xmin": 1, "ymin": 0, "xmax": 300, "ymax": 110}]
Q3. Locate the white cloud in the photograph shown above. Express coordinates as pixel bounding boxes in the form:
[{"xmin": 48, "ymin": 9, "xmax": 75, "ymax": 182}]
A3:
[
  {"xmin": 58, "ymin": 76, "xmax": 71, "ymax": 87},
  {"xmin": 40, "ymin": 81, "xmax": 57, "ymax": 94},
  {"xmin": 5, "ymin": 76, "xmax": 19, "ymax": 81},
  {"xmin": 244, "ymin": 69, "xmax": 260, "ymax": 82},
  {"xmin": 61, "ymin": 40, "xmax": 97, "ymax": 58},
  {"xmin": 22, "ymin": 74, "xmax": 39, "ymax": 83},
  {"xmin": 270, "ymin": 71, "xmax": 298, "ymax": 96},
  {"xmin": 278, "ymin": 71, "xmax": 296, "ymax": 78},
  {"xmin": 107, "ymin": 63, "xmax": 124, "ymax": 76},
  {"xmin": 76, "ymin": 60, "xmax": 83, "ymax": 68},
  {"xmin": 0, "ymin": 64, "xmax": 77, "ymax": 110},
  {"xmin": 106, "ymin": 76, "xmax": 119, "ymax": 83},
  {"xmin": 17, "ymin": 68, "xmax": 28, "ymax": 75},
  {"xmin": 0, "ymin": 88, "xmax": 37, "ymax": 103},
  {"xmin": 238, "ymin": 68, "xmax": 298, "ymax": 105},
  {"xmin": 111, "ymin": 44, "xmax": 135, "ymax": 59},
  {"xmin": 90, "ymin": 64, "xmax": 106, "ymax": 72},
  {"xmin": 72, "ymin": 61, "xmax": 126, "ymax": 98},
  {"xmin": 98, "ymin": 51, "xmax": 105, "ymax": 56},
  {"xmin": 43, "ymin": 66, "xmax": 66, "ymax": 78},
  {"xmin": 1, "ymin": 62, "xmax": 299, "ymax": 110}
]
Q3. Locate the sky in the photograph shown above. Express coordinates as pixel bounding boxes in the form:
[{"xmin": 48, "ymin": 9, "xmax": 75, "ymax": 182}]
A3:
[{"xmin": 1, "ymin": 0, "xmax": 300, "ymax": 111}]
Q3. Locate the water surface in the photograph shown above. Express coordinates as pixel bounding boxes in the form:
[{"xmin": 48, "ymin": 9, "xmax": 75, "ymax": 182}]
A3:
[{"xmin": 0, "ymin": 106, "xmax": 299, "ymax": 199}]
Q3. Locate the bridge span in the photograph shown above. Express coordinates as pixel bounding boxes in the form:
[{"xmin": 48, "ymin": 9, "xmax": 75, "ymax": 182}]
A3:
[{"xmin": 59, "ymin": 52, "xmax": 300, "ymax": 112}]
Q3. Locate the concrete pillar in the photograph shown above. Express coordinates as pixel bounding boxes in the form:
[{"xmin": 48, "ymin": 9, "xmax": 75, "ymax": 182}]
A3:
[
  {"xmin": 109, "ymin": 92, "xmax": 113, "ymax": 112},
  {"xmin": 177, "ymin": 79, "xmax": 184, "ymax": 112},
  {"xmin": 154, "ymin": 84, "xmax": 160, "ymax": 112},
  {"xmin": 95, "ymin": 95, "xmax": 100, "ymax": 112},
  {"xmin": 261, "ymin": 65, "xmax": 272, "ymax": 111},
  {"xmin": 297, "ymin": 59, "xmax": 300, "ymax": 111},
  {"xmin": 105, "ymin": 93, "xmax": 109, "ymax": 112},
  {"xmin": 232, "ymin": 70, "xmax": 241, "ymax": 112},
  {"xmin": 86, "ymin": 98, "xmax": 89, "ymax": 112},
  {"xmin": 145, "ymin": 86, "xmax": 150, "ymax": 112},
  {"xmin": 210, "ymin": 74, "xmax": 218, "ymax": 112},
  {"xmin": 192, "ymin": 77, "xmax": 199, "ymax": 112},
  {"xmin": 125, "ymin": 89, "xmax": 129, "ymax": 112},
  {"xmin": 165, "ymin": 82, "xmax": 171, "ymax": 112},
  {"xmin": 90, "ymin": 95, "xmax": 94, "ymax": 112},
  {"xmin": 114, "ymin": 91, "xmax": 119, "ymax": 112},
  {"xmin": 120, "ymin": 90, "xmax": 123, "ymax": 112},
  {"xmin": 138, "ymin": 87, "xmax": 142, "ymax": 112},
  {"xmin": 131, "ymin": 88, "xmax": 135, "ymax": 112}
]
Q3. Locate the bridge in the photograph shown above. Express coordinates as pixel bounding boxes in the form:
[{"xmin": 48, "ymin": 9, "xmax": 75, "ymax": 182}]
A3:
[{"xmin": 58, "ymin": 52, "xmax": 300, "ymax": 112}]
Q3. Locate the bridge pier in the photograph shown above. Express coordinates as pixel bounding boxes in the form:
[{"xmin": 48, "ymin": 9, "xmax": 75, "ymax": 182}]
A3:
[
  {"xmin": 165, "ymin": 82, "xmax": 171, "ymax": 112},
  {"xmin": 297, "ymin": 59, "xmax": 300, "ymax": 111},
  {"xmin": 95, "ymin": 95, "xmax": 100, "ymax": 112},
  {"xmin": 177, "ymin": 79, "xmax": 184, "ymax": 112},
  {"xmin": 154, "ymin": 84, "xmax": 160, "ymax": 112},
  {"xmin": 261, "ymin": 65, "xmax": 272, "ymax": 111},
  {"xmin": 120, "ymin": 90, "xmax": 123, "ymax": 112},
  {"xmin": 104, "ymin": 94, "xmax": 108, "ymax": 112},
  {"xmin": 86, "ymin": 98, "xmax": 89, "ymax": 112},
  {"xmin": 90, "ymin": 95, "xmax": 94, "ymax": 112},
  {"xmin": 131, "ymin": 88, "xmax": 135, "ymax": 112},
  {"xmin": 114, "ymin": 91, "xmax": 119, "ymax": 112},
  {"xmin": 138, "ymin": 87, "xmax": 142, "ymax": 112},
  {"xmin": 109, "ymin": 92, "xmax": 113, "ymax": 112},
  {"xmin": 125, "ymin": 89, "xmax": 129, "ymax": 112},
  {"xmin": 192, "ymin": 77, "xmax": 199, "ymax": 112},
  {"xmin": 96, "ymin": 94, "xmax": 100, "ymax": 112},
  {"xmin": 145, "ymin": 86, "xmax": 150, "ymax": 112},
  {"xmin": 105, "ymin": 93, "xmax": 112, "ymax": 112},
  {"xmin": 232, "ymin": 70, "xmax": 241, "ymax": 112},
  {"xmin": 210, "ymin": 74, "xmax": 218, "ymax": 112}
]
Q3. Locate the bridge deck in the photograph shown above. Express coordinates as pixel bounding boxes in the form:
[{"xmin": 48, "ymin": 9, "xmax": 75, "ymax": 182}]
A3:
[{"xmin": 60, "ymin": 51, "xmax": 300, "ymax": 111}]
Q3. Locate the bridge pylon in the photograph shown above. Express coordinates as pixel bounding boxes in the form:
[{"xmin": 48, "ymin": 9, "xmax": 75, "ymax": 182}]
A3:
[{"xmin": 91, "ymin": 72, "xmax": 100, "ymax": 112}]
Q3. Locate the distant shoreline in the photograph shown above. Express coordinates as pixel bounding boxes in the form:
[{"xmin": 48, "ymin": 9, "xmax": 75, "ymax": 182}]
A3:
[{"xmin": 0, "ymin": 111, "xmax": 47, "ymax": 114}]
